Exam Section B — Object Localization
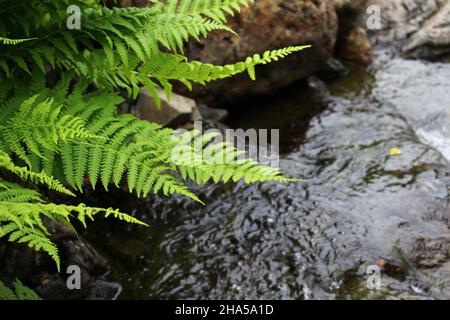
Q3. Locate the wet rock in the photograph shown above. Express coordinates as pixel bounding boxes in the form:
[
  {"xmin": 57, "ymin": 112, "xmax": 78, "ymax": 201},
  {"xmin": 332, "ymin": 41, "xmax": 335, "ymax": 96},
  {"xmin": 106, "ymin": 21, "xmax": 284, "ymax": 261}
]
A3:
[
  {"xmin": 333, "ymin": 0, "xmax": 369, "ymax": 34},
  {"xmin": 46, "ymin": 218, "xmax": 78, "ymax": 242},
  {"xmin": 317, "ymin": 58, "xmax": 349, "ymax": 80},
  {"xmin": 134, "ymin": 87, "xmax": 196, "ymax": 127},
  {"xmin": 307, "ymin": 75, "xmax": 330, "ymax": 96},
  {"xmin": 86, "ymin": 280, "xmax": 122, "ymax": 300},
  {"xmin": 332, "ymin": 1, "xmax": 374, "ymax": 65},
  {"xmin": 117, "ymin": 101, "xmax": 131, "ymax": 114},
  {"xmin": 0, "ymin": 218, "xmax": 118, "ymax": 300},
  {"xmin": 178, "ymin": 0, "xmax": 338, "ymax": 105},
  {"xmin": 32, "ymin": 271, "xmax": 92, "ymax": 300},
  {"xmin": 194, "ymin": 105, "xmax": 229, "ymax": 123},
  {"xmin": 60, "ymin": 239, "xmax": 109, "ymax": 276},
  {"xmin": 368, "ymin": 0, "xmax": 450, "ymax": 59},
  {"xmin": 336, "ymin": 26, "xmax": 374, "ymax": 64},
  {"xmin": 132, "ymin": 0, "xmax": 148, "ymax": 6},
  {"xmin": 0, "ymin": 241, "xmax": 47, "ymax": 284},
  {"xmin": 402, "ymin": 2, "xmax": 450, "ymax": 59},
  {"xmin": 32, "ymin": 271, "xmax": 122, "ymax": 300}
]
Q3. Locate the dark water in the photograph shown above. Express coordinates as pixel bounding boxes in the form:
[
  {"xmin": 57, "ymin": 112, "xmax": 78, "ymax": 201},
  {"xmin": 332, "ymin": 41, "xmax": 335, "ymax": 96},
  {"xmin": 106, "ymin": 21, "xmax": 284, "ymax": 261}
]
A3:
[{"xmin": 87, "ymin": 51, "xmax": 450, "ymax": 299}]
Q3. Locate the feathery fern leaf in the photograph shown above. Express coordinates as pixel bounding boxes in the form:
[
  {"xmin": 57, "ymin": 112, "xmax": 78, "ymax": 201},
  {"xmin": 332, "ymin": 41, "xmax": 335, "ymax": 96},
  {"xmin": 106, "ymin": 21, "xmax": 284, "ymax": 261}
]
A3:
[
  {"xmin": 0, "ymin": 0, "xmax": 304, "ymax": 273},
  {"xmin": 0, "ymin": 170, "xmax": 147, "ymax": 271},
  {"xmin": 0, "ymin": 280, "xmax": 42, "ymax": 300},
  {"xmin": 0, "ymin": 151, "xmax": 74, "ymax": 196}
]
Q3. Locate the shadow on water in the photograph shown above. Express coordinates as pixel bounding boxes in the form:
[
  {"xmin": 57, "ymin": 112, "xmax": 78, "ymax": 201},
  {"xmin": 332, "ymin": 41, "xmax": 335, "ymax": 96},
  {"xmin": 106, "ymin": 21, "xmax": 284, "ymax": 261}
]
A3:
[
  {"xmin": 84, "ymin": 53, "xmax": 450, "ymax": 300},
  {"xmin": 226, "ymin": 79, "xmax": 327, "ymax": 155}
]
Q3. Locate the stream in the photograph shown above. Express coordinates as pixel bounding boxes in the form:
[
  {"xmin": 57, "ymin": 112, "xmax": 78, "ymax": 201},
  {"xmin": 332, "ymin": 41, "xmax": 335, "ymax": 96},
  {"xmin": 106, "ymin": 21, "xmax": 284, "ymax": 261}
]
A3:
[{"xmin": 86, "ymin": 50, "xmax": 450, "ymax": 300}]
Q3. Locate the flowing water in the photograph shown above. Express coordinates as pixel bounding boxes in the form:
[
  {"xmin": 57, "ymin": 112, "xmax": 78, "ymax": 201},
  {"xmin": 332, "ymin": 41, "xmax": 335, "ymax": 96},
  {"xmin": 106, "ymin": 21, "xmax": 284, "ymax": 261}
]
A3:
[{"xmin": 86, "ymin": 51, "xmax": 450, "ymax": 299}]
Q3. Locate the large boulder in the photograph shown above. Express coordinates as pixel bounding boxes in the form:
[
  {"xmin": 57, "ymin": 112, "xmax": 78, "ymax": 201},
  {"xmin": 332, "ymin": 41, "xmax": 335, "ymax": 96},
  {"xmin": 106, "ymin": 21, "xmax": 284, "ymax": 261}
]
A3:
[
  {"xmin": 368, "ymin": 0, "xmax": 450, "ymax": 59},
  {"xmin": 178, "ymin": 0, "xmax": 338, "ymax": 105}
]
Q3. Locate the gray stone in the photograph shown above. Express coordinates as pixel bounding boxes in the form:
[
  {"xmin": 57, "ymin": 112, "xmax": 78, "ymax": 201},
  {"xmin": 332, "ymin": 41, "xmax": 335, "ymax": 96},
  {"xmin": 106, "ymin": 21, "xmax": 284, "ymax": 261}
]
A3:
[
  {"xmin": 135, "ymin": 87, "xmax": 196, "ymax": 127},
  {"xmin": 195, "ymin": 105, "xmax": 229, "ymax": 123},
  {"xmin": 402, "ymin": 2, "xmax": 450, "ymax": 59},
  {"xmin": 368, "ymin": 0, "xmax": 450, "ymax": 59}
]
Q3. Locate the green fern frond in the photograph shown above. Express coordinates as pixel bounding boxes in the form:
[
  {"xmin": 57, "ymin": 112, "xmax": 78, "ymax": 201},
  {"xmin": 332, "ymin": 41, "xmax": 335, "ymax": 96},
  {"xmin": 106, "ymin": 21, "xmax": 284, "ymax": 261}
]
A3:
[
  {"xmin": 0, "ymin": 0, "xmax": 303, "ymax": 274},
  {"xmin": 172, "ymin": 130, "xmax": 297, "ymax": 185},
  {"xmin": 0, "ymin": 280, "xmax": 41, "ymax": 300},
  {"xmin": 139, "ymin": 46, "xmax": 310, "ymax": 90},
  {"xmin": 154, "ymin": 0, "xmax": 253, "ymax": 22},
  {"xmin": 0, "ymin": 180, "xmax": 43, "ymax": 203},
  {"xmin": 0, "ymin": 196, "xmax": 147, "ymax": 270},
  {"xmin": 0, "ymin": 151, "xmax": 74, "ymax": 196}
]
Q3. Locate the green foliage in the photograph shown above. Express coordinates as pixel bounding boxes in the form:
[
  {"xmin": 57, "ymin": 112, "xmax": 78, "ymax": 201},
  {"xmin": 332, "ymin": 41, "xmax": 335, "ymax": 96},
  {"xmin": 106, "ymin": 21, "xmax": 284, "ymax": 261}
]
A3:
[
  {"xmin": 0, "ymin": 0, "xmax": 306, "ymax": 272},
  {"xmin": 0, "ymin": 36, "xmax": 35, "ymax": 45},
  {"xmin": 0, "ymin": 279, "xmax": 42, "ymax": 300}
]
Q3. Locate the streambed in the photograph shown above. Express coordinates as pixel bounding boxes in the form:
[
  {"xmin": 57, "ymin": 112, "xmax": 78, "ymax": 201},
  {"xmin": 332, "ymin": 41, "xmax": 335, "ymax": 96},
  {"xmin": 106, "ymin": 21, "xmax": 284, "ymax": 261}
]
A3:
[{"xmin": 86, "ymin": 51, "xmax": 450, "ymax": 299}]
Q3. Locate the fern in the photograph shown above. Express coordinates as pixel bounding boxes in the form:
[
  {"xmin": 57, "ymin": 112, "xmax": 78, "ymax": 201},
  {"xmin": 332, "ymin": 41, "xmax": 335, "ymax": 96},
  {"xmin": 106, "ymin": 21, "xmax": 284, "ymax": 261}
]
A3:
[
  {"xmin": 0, "ymin": 0, "xmax": 308, "ymax": 100},
  {"xmin": 0, "ymin": 280, "xmax": 42, "ymax": 300},
  {"xmin": 0, "ymin": 0, "xmax": 306, "ymax": 273},
  {"xmin": 0, "ymin": 36, "xmax": 35, "ymax": 45},
  {"xmin": 0, "ymin": 151, "xmax": 74, "ymax": 196},
  {"xmin": 0, "ymin": 180, "xmax": 147, "ymax": 271}
]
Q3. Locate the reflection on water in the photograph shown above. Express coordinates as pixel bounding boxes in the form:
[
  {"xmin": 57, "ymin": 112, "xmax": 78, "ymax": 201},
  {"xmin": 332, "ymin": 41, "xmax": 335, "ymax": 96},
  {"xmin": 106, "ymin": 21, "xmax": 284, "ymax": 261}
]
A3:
[{"xmin": 86, "ymin": 53, "xmax": 450, "ymax": 300}]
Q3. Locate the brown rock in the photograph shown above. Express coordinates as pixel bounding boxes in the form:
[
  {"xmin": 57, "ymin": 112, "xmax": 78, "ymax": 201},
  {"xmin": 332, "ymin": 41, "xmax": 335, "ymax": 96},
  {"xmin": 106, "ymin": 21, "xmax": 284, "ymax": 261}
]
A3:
[
  {"xmin": 178, "ymin": 0, "xmax": 338, "ymax": 105},
  {"xmin": 333, "ymin": 0, "xmax": 369, "ymax": 34},
  {"xmin": 411, "ymin": 237, "xmax": 450, "ymax": 269},
  {"xmin": 336, "ymin": 26, "xmax": 374, "ymax": 64},
  {"xmin": 332, "ymin": 0, "xmax": 373, "ymax": 65}
]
